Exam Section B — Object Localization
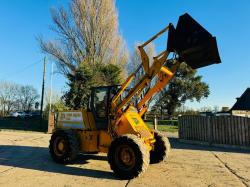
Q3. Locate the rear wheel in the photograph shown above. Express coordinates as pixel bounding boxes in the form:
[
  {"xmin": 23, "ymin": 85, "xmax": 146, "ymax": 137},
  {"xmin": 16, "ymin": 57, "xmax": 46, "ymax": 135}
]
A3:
[
  {"xmin": 108, "ymin": 134, "xmax": 149, "ymax": 179},
  {"xmin": 150, "ymin": 131, "xmax": 171, "ymax": 164},
  {"xmin": 49, "ymin": 130, "xmax": 79, "ymax": 164}
]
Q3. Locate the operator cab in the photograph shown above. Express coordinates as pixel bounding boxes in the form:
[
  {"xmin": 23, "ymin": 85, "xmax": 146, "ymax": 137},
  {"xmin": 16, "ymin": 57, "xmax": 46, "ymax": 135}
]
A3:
[{"xmin": 88, "ymin": 86, "xmax": 119, "ymax": 130}]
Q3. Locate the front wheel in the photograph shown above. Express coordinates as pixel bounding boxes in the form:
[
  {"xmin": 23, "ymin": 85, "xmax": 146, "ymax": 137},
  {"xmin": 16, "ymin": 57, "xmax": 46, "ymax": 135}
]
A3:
[
  {"xmin": 150, "ymin": 130, "xmax": 171, "ymax": 164},
  {"xmin": 108, "ymin": 134, "xmax": 149, "ymax": 179},
  {"xmin": 49, "ymin": 130, "xmax": 79, "ymax": 164}
]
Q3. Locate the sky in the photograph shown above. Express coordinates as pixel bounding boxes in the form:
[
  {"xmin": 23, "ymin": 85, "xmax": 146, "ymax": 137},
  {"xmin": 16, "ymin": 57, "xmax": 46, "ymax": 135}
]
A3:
[{"xmin": 0, "ymin": 0, "xmax": 250, "ymax": 110}]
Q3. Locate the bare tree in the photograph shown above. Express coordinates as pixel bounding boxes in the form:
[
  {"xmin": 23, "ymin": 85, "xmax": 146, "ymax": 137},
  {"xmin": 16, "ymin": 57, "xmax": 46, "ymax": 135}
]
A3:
[
  {"xmin": 44, "ymin": 87, "xmax": 62, "ymax": 108},
  {"xmin": 0, "ymin": 82, "xmax": 39, "ymax": 115},
  {"xmin": 128, "ymin": 43, "xmax": 156, "ymax": 75},
  {"xmin": 0, "ymin": 82, "xmax": 19, "ymax": 116},
  {"xmin": 18, "ymin": 85, "xmax": 39, "ymax": 111},
  {"xmin": 127, "ymin": 43, "xmax": 156, "ymax": 93},
  {"xmin": 213, "ymin": 105, "xmax": 220, "ymax": 113},
  {"xmin": 39, "ymin": 0, "xmax": 128, "ymax": 77},
  {"xmin": 199, "ymin": 106, "xmax": 213, "ymax": 112}
]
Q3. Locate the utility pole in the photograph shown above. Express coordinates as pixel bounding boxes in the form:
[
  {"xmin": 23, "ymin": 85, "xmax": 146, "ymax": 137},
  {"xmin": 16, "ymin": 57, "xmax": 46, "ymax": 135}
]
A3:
[
  {"xmin": 49, "ymin": 62, "xmax": 53, "ymax": 113},
  {"xmin": 40, "ymin": 57, "xmax": 46, "ymax": 128}
]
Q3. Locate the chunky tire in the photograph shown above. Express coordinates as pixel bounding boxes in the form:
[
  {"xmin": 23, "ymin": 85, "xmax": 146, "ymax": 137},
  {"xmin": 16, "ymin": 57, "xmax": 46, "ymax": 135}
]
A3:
[
  {"xmin": 108, "ymin": 134, "xmax": 149, "ymax": 179},
  {"xmin": 150, "ymin": 131, "xmax": 171, "ymax": 164},
  {"xmin": 49, "ymin": 130, "xmax": 80, "ymax": 164}
]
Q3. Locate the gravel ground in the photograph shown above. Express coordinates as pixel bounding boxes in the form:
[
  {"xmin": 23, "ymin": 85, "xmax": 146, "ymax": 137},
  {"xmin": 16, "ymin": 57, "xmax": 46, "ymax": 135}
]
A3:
[{"xmin": 0, "ymin": 130, "xmax": 249, "ymax": 187}]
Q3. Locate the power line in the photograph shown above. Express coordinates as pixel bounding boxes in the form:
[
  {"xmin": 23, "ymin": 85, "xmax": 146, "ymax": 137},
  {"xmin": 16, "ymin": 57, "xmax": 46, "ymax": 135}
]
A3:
[{"xmin": 0, "ymin": 59, "xmax": 43, "ymax": 80}]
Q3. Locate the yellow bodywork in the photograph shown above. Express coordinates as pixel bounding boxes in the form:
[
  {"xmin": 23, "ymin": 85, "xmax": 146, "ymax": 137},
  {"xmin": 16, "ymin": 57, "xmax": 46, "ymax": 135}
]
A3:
[
  {"xmin": 114, "ymin": 106, "xmax": 154, "ymax": 150},
  {"xmin": 55, "ymin": 107, "xmax": 153, "ymax": 153},
  {"xmin": 55, "ymin": 110, "xmax": 111, "ymax": 153},
  {"xmin": 77, "ymin": 130, "xmax": 112, "ymax": 153}
]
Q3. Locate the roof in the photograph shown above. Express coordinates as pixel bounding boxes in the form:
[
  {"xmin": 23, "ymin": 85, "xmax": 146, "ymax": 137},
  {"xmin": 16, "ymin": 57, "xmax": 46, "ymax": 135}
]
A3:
[{"xmin": 231, "ymin": 88, "xmax": 250, "ymax": 110}]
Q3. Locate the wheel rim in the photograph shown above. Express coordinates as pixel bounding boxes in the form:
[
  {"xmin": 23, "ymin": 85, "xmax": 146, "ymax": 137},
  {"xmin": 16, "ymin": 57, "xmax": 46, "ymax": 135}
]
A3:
[
  {"xmin": 53, "ymin": 137, "xmax": 66, "ymax": 156},
  {"xmin": 115, "ymin": 145, "xmax": 136, "ymax": 171}
]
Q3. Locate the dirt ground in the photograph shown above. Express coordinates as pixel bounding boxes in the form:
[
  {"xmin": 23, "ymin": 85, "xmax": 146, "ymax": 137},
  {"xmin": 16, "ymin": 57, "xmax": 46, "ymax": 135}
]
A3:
[{"xmin": 0, "ymin": 131, "xmax": 249, "ymax": 187}]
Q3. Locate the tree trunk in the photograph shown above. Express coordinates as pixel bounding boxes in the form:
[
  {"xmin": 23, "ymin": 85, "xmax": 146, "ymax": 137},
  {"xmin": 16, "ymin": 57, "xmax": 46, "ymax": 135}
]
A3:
[{"xmin": 160, "ymin": 105, "xmax": 163, "ymax": 120}]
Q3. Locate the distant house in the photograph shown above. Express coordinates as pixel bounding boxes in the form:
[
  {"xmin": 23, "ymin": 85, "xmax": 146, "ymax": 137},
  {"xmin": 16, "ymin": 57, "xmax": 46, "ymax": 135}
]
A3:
[{"xmin": 231, "ymin": 88, "xmax": 250, "ymax": 117}]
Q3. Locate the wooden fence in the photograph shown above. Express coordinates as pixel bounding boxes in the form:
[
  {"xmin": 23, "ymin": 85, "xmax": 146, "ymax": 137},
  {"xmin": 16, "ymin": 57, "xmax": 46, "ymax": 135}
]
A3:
[{"xmin": 178, "ymin": 115, "xmax": 250, "ymax": 147}]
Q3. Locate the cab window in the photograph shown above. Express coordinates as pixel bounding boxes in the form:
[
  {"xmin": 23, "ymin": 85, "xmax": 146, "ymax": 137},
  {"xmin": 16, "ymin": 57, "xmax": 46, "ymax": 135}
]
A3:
[{"xmin": 93, "ymin": 88, "xmax": 108, "ymax": 118}]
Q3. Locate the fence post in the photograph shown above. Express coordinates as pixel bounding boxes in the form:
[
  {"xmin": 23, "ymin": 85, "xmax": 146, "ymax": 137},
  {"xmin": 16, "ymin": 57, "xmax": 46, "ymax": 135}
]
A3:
[
  {"xmin": 153, "ymin": 115, "xmax": 158, "ymax": 130},
  {"xmin": 47, "ymin": 112, "xmax": 55, "ymax": 134},
  {"xmin": 178, "ymin": 116, "xmax": 182, "ymax": 139},
  {"xmin": 207, "ymin": 116, "xmax": 212, "ymax": 145}
]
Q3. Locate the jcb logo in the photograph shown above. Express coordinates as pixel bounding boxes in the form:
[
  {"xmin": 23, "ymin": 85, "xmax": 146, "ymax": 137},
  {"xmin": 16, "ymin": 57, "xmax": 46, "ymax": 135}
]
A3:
[{"xmin": 132, "ymin": 118, "xmax": 140, "ymax": 125}]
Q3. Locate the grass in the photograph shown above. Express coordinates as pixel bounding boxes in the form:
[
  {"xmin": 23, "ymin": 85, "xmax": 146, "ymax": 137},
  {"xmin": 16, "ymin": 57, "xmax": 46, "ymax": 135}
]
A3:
[
  {"xmin": 146, "ymin": 121, "xmax": 179, "ymax": 133},
  {"xmin": 144, "ymin": 119, "xmax": 178, "ymax": 126},
  {"xmin": 0, "ymin": 117, "xmax": 48, "ymax": 132}
]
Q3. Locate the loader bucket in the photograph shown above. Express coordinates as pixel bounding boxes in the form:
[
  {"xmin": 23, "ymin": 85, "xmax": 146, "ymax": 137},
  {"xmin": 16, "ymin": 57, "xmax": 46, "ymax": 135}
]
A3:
[{"xmin": 167, "ymin": 13, "xmax": 221, "ymax": 69}]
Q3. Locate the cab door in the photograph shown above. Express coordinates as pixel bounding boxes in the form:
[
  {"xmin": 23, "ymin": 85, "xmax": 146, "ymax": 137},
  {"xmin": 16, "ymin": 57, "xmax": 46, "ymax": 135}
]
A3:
[{"xmin": 90, "ymin": 87, "xmax": 109, "ymax": 130}]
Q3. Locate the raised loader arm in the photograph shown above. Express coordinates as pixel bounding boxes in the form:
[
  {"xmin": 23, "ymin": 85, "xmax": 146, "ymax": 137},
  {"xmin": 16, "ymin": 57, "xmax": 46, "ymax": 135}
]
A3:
[
  {"xmin": 111, "ymin": 25, "xmax": 173, "ymax": 116},
  {"xmin": 110, "ymin": 13, "xmax": 221, "ymax": 134}
]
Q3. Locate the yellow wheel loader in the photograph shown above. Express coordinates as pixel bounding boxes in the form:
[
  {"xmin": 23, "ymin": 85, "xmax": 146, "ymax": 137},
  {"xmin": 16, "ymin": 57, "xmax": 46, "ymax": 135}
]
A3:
[{"xmin": 49, "ymin": 13, "xmax": 221, "ymax": 179}]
